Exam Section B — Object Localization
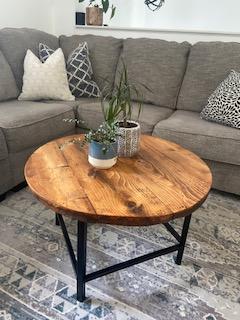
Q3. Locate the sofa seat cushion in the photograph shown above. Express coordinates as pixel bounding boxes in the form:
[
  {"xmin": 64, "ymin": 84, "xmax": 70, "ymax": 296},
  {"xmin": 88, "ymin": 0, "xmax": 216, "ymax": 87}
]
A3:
[
  {"xmin": 153, "ymin": 110, "xmax": 240, "ymax": 165},
  {"xmin": 44, "ymin": 97, "xmax": 100, "ymax": 107},
  {"xmin": 60, "ymin": 35, "xmax": 122, "ymax": 92},
  {"xmin": 0, "ymin": 100, "xmax": 75, "ymax": 153},
  {"xmin": 177, "ymin": 42, "xmax": 240, "ymax": 112},
  {"xmin": 117, "ymin": 38, "xmax": 190, "ymax": 108},
  {"xmin": 77, "ymin": 101, "xmax": 173, "ymax": 134},
  {"xmin": 0, "ymin": 28, "xmax": 59, "ymax": 89},
  {"xmin": 44, "ymin": 97, "xmax": 100, "ymax": 115},
  {"xmin": 77, "ymin": 97, "xmax": 101, "ymax": 105}
]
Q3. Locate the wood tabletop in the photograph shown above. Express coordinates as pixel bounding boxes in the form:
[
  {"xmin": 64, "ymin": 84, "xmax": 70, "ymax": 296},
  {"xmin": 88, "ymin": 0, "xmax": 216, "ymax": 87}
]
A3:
[{"xmin": 24, "ymin": 134, "xmax": 212, "ymax": 226}]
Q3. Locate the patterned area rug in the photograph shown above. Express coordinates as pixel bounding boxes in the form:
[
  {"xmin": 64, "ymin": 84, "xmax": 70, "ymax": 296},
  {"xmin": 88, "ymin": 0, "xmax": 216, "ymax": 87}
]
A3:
[{"xmin": 0, "ymin": 188, "xmax": 239, "ymax": 320}]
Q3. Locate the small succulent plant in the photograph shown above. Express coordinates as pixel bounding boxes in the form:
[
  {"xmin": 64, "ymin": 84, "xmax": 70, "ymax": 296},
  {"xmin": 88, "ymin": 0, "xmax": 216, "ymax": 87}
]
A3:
[{"xmin": 61, "ymin": 117, "xmax": 120, "ymax": 154}]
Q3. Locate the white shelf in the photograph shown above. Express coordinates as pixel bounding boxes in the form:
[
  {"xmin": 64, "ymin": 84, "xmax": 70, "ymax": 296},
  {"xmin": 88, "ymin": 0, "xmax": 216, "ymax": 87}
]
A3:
[{"xmin": 75, "ymin": 25, "xmax": 240, "ymax": 36}]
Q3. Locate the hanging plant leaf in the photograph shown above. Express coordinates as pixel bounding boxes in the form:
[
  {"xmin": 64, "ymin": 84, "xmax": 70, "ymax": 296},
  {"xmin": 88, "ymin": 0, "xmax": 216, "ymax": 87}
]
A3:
[
  {"xmin": 110, "ymin": 5, "xmax": 116, "ymax": 19},
  {"xmin": 101, "ymin": 0, "xmax": 110, "ymax": 13}
]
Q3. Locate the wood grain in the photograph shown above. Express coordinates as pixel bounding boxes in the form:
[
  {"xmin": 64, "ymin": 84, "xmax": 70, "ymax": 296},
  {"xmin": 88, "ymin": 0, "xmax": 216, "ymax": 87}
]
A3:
[{"xmin": 24, "ymin": 135, "xmax": 212, "ymax": 226}]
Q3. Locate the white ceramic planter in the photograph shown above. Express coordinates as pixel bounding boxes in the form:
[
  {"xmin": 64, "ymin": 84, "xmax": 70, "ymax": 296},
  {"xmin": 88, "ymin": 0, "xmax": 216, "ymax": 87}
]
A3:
[
  {"xmin": 117, "ymin": 121, "xmax": 141, "ymax": 157},
  {"xmin": 88, "ymin": 156, "xmax": 117, "ymax": 169}
]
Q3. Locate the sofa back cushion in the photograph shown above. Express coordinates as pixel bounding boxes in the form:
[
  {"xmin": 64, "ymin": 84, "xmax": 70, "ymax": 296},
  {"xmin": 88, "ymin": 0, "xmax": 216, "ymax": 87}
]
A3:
[
  {"xmin": 177, "ymin": 42, "xmax": 240, "ymax": 112},
  {"xmin": 116, "ymin": 38, "xmax": 190, "ymax": 109},
  {"xmin": 59, "ymin": 34, "xmax": 122, "ymax": 92},
  {"xmin": 0, "ymin": 50, "xmax": 19, "ymax": 101},
  {"xmin": 0, "ymin": 28, "xmax": 59, "ymax": 89}
]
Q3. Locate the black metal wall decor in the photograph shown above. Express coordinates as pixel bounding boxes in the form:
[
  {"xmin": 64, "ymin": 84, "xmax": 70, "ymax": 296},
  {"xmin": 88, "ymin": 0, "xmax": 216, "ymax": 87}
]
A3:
[{"xmin": 145, "ymin": 0, "xmax": 165, "ymax": 11}]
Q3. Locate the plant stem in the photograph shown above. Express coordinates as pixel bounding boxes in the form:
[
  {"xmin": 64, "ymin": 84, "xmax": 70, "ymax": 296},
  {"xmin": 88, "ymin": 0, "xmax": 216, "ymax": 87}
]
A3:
[{"xmin": 123, "ymin": 108, "xmax": 127, "ymax": 127}]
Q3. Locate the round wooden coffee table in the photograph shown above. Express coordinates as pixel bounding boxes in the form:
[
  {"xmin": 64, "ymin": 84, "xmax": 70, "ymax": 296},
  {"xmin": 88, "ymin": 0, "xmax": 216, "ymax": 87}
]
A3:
[{"xmin": 25, "ymin": 134, "xmax": 212, "ymax": 302}]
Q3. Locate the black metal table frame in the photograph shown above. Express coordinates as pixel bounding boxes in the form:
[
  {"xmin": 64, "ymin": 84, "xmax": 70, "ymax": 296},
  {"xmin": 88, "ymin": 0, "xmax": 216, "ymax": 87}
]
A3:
[{"xmin": 55, "ymin": 213, "xmax": 192, "ymax": 302}]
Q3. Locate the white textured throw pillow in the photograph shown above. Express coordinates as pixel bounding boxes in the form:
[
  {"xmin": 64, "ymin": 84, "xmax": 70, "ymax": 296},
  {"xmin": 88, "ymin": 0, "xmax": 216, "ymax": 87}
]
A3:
[{"xmin": 19, "ymin": 49, "xmax": 75, "ymax": 101}]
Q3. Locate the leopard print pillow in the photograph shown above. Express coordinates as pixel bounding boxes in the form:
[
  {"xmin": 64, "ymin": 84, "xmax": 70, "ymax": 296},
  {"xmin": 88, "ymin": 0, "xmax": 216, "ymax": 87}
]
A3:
[{"xmin": 201, "ymin": 70, "xmax": 240, "ymax": 129}]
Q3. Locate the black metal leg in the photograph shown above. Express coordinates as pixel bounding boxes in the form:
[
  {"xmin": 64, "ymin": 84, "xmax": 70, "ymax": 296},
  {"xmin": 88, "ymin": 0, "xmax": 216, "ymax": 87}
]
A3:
[
  {"xmin": 77, "ymin": 221, "xmax": 87, "ymax": 302},
  {"xmin": 56, "ymin": 212, "xmax": 193, "ymax": 302},
  {"xmin": 55, "ymin": 213, "xmax": 60, "ymax": 226},
  {"xmin": 175, "ymin": 214, "xmax": 192, "ymax": 265},
  {"xmin": 57, "ymin": 214, "xmax": 78, "ymax": 276}
]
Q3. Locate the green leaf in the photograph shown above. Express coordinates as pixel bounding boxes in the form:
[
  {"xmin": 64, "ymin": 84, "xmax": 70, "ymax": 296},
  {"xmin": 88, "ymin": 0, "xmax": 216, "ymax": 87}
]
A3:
[
  {"xmin": 79, "ymin": 0, "xmax": 85, "ymax": 2},
  {"xmin": 101, "ymin": 0, "xmax": 109, "ymax": 13},
  {"xmin": 110, "ymin": 5, "xmax": 116, "ymax": 19}
]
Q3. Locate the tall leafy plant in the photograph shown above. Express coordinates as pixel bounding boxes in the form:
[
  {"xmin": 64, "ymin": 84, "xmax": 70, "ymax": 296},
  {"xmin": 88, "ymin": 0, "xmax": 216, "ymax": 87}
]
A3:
[
  {"xmin": 101, "ymin": 62, "xmax": 143, "ymax": 128},
  {"xmin": 79, "ymin": 0, "xmax": 116, "ymax": 19}
]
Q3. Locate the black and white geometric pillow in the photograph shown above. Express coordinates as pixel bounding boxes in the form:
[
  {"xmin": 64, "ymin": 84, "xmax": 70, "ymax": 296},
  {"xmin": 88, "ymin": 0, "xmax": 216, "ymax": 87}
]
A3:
[
  {"xmin": 66, "ymin": 42, "xmax": 100, "ymax": 98},
  {"xmin": 201, "ymin": 70, "xmax": 240, "ymax": 129},
  {"xmin": 38, "ymin": 42, "xmax": 100, "ymax": 98},
  {"xmin": 39, "ymin": 43, "xmax": 55, "ymax": 63}
]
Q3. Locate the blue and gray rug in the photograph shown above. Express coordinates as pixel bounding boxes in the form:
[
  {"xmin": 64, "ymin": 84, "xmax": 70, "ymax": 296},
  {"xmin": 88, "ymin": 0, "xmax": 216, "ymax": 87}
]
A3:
[{"xmin": 0, "ymin": 188, "xmax": 239, "ymax": 320}]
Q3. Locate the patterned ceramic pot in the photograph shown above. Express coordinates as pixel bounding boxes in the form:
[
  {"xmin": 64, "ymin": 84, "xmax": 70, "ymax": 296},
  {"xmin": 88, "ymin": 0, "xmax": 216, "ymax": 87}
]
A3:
[
  {"xmin": 88, "ymin": 140, "xmax": 118, "ymax": 169},
  {"xmin": 86, "ymin": 7, "xmax": 103, "ymax": 26},
  {"xmin": 117, "ymin": 121, "xmax": 141, "ymax": 157}
]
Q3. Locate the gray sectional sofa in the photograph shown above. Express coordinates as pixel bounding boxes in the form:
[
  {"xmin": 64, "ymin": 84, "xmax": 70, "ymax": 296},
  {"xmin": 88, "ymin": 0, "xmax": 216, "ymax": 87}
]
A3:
[{"xmin": 0, "ymin": 27, "xmax": 240, "ymax": 197}]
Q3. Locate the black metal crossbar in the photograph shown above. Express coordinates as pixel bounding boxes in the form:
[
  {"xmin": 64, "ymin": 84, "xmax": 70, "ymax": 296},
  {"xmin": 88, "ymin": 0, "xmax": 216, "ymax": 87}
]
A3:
[
  {"xmin": 85, "ymin": 244, "xmax": 180, "ymax": 282},
  {"xmin": 163, "ymin": 222, "xmax": 181, "ymax": 242},
  {"xmin": 56, "ymin": 213, "xmax": 192, "ymax": 302}
]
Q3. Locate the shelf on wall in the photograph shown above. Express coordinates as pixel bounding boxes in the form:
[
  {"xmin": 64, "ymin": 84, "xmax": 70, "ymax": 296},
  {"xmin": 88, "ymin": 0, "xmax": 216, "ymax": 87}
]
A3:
[{"xmin": 75, "ymin": 25, "xmax": 240, "ymax": 36}]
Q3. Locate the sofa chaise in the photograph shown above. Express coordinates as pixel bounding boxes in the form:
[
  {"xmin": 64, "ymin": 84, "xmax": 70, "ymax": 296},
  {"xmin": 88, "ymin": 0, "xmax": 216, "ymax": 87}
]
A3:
[{"xmin": 0, "ymin": 27, "xmax": 240, "ymax": 197}]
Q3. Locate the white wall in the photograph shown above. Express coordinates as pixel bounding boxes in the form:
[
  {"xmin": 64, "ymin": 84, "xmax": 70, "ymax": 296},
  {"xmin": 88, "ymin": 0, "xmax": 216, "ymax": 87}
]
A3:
[
  {"xmin": 1, "ymin": 0, "xmax": 240, "ymax": 43},
  {"xmin": 53, "ymin": 0, "xmax": 240, "ymax": 43},
  {"xmin": 52, "ymin": 0, "xmax": 76, "ymax": 35},
  {"xmin": 77, "ymin": 0, "xmax": 240, "ymax": 34},
  {"xmin": 0, "ymin": 0, "xmax": 54, "ymax": 33}
]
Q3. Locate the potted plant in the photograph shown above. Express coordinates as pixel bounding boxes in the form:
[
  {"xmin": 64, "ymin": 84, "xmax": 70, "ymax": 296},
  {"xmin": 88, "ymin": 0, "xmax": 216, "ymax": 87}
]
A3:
[
  {"xmin": 102, "ymin": 62, "xmax": 144, "ymax": 157},
  {"xmin": 62, "ymin": 105, "xmax": 120, "ymax": 169},
  {"xmin": 79, "ymin": 0, "xmax": 116, "ymax": 26},
  {"xmin": 62, "ymin": 63, "xmax": 146, "ymax": 164},
  {"xmin": 85, "ymin": 122, "xmax": 119, "ymax": 168}
]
